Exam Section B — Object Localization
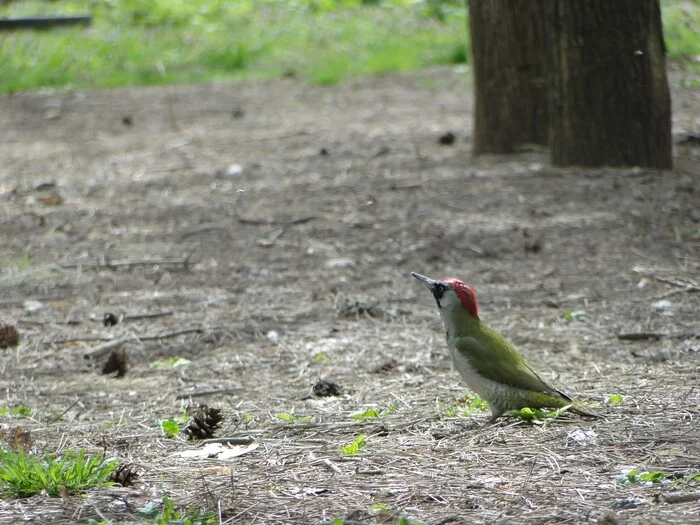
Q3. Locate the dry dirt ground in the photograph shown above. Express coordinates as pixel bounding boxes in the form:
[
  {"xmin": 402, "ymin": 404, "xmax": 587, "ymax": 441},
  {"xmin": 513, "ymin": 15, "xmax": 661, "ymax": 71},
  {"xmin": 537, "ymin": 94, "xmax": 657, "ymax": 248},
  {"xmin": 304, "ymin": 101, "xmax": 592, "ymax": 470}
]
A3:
[{"xmin": 1, "ymin": 67, "xmax": 699, "ymax": 525}]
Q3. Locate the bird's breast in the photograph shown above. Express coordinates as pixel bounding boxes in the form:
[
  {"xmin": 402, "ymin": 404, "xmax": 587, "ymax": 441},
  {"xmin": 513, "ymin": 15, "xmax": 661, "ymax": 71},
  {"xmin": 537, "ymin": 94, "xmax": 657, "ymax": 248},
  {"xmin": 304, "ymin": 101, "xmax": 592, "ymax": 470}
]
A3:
[{"xmin": 448, "ymin": 343, "xmax": 518, "ymax": 402}]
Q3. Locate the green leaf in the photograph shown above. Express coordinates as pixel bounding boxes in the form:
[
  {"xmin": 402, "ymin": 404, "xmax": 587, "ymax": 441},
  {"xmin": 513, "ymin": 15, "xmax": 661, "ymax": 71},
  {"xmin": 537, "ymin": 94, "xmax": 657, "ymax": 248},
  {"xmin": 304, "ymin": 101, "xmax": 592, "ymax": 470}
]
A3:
[
  {"xmin": 341, "ymin": 435, "xmax": 367, "ymax": 456},
  {"xmin": 380, "ymin": 403, "xmax": 397, "ymax": 417},
  {"xmin": 351, "ymin": 403, "xmax": 397, "ymax": 421},
  {"xmin": 12, "ymin": 406, "xmax": 33, "ymax": 417},
  {"xmin": 608, "ymin": 394, "xmax": 624, "ymax": 405},
  {"xmin": 350, "ymin": 409, "xmax": 380, "ymax": 420},
  {"xmin": 464, "ymin": 394, "xmax": 488, "ymax": 413},
  {"xmin": 160, "ymin": 418, "xmax": 181, "ymax": 437},
  {"xmin": 512, "ymin": 407, "xmax": 543, "ymax": 421},
  {"xmin": 370, "ymin": 503, "xmax": 389, "ymax": 511},
  {"xmin": 639, "ymin": 471, "xmax": 665, "ymax": 483},
  {"xmin": 565, "ymin": 309, "xmax": 587, "ymax": 321},
  {"xmin": 276, "ymin": 413, "xmax": 296, "ymax": 422}
]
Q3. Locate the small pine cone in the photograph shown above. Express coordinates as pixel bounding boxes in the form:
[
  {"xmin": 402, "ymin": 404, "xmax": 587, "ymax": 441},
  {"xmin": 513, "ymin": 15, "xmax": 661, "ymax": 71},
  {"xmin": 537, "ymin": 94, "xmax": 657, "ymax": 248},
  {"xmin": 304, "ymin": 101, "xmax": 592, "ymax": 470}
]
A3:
[
  {"xmin": 102, "ymin": 348, "xmax": 128, "ymax": 377},
  {"xmin": 183, "ymin": 405, "xmax": 224, "ymax": 441},
  {"xmin": 312, "ymin": 379, "xmax": 342, "ymax": 397},
  {"xmin": 109, "ymin": 464, "xmax": 139, "ymax": 486},
  {"xmin": 0, "ymin": 323, "xmax": 20, "ymax": 349}
]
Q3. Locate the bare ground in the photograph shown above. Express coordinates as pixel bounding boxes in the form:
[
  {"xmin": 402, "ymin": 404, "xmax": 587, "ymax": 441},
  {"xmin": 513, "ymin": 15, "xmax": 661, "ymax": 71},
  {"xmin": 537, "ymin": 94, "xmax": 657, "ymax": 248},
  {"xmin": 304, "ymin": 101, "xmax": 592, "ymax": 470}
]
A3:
[{"xmin": 0, "ymin": 67, "xmax": 699, "ymax": 525}]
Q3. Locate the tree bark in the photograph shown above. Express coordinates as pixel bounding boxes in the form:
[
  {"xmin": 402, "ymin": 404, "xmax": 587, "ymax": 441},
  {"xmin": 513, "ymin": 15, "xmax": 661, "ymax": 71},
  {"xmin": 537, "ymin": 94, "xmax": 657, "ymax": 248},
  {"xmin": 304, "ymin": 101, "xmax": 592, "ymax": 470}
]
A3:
[
  {"xmin": 468, "ymin": 0, "xmax": 549, "ymax": 154},
  {"xmin": 547, "ymin": 0, "xmax": 672, "ymax": 168}
]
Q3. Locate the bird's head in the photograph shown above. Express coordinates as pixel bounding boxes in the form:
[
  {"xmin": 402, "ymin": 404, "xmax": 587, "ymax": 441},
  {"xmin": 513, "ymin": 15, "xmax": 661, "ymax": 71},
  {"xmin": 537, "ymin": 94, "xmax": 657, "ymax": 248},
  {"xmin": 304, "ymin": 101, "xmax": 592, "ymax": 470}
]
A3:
[{"xmin": 412, "ymin": 272, "xmax": 479, "ymax": 319}]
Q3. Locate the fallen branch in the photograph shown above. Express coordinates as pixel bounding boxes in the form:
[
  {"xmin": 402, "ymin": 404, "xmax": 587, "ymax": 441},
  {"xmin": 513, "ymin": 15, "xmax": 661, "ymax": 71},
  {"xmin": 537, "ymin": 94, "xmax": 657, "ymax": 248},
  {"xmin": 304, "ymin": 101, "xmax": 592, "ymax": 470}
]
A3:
[
  {"xmin": 663, "ymin": 492, "xmax": 700, "ymax": 504},
  {"xmin": 210, "ymin": 129, "xmax": 310, "ymax": 145},
  {"xmin": 138, "ymin": 328, "xmax": 204, "ymax": 341},
  {"xmin": 237, "ymin": 215, "xmax": 316, "ymax": 226},
  {"xmin": 83, "ymin": 337, "xmax": 133, "ymax": 359},
  {"xmin": 618, "ymin": 332, "xmax": 699, "ymax": 341},
  {"xmin": 60, "ymin": 258, "xmax": 191, "ymax": 270},
  {"xmin": 654, "ymin": 276, "xmax": 700, "ymax": 290},
  {"xmin": 123, "ymin": 311, "xmax": 174, "ymax": 321},
  {"xmin": 175, "ymin": 388, "xmax": 243, "ymax": 400},
  {"xmin": 309, "ymin": 457, "xmax": 341, "ymax": 473},
  {"xmin": 196, "ymin": 436, "xmax": 256, "ymax": 447},
  {"xmin": 49, "ymin": 336, "xmax": 115, "ymax": 345},
  {"xmin": 179, "ymin": 223, "xmax": 225, "ymax": 240},
  {"xmin": 49, "ymin": 328, "xmax": 205, "ymax": 353}
]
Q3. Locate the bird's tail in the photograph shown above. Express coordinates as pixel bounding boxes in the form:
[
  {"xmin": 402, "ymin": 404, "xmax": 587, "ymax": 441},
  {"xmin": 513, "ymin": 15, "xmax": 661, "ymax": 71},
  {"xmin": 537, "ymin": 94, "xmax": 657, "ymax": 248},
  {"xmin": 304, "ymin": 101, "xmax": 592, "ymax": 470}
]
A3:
[{"xmin": 568, "ymin": 403, "xmax": 603, "ymax": 418}]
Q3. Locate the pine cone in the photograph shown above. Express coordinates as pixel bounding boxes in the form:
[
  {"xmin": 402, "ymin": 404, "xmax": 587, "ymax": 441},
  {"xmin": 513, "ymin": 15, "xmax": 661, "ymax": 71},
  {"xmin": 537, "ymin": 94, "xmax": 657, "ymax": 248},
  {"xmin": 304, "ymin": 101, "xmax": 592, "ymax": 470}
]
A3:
[
  {"xmin": 312, "ymin": 379, "xmax": 342, "ymax": 397},
  {"xmin": 102, "ymin": 348, "xmax": 128, "ymax": 377},
  {"xmin": 183, "ymin": 405, "xmax": 224, "ymax": 441},
  {"xmin": 0, "ymin": 323, "xmax": 20, "ymax": 349},
  {"xmin": 109, "ymin": 464, "xmax": 139, "ymax": 486}
]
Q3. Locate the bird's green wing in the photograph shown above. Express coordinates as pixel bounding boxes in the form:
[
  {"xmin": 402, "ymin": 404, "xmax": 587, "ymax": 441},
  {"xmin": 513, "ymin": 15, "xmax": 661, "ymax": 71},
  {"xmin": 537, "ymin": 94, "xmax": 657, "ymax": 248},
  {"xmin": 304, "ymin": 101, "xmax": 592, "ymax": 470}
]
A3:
[{"xmin": 454, "ymin": 335, "xmax": 570, "ymax": 399}]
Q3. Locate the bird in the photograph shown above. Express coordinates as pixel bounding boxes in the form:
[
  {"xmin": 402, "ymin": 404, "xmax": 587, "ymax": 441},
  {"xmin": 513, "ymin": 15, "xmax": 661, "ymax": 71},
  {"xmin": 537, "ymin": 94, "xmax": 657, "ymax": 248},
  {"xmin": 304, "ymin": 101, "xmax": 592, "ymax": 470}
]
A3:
[{"xmin": 412, "ymin": 272, "xmax": 599, "ymax": 423}]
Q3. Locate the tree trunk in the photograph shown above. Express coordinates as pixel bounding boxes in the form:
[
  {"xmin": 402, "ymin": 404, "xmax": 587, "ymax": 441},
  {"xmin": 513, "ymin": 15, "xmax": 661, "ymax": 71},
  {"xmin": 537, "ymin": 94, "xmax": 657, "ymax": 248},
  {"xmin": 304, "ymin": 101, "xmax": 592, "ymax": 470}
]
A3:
[
  {"xmin": 468, "ymin": 0, "xmax": 549, "ymax": 154},
  {"xmin": 547, "ymin": 0, "xmax": 672, "ymax": 169}
]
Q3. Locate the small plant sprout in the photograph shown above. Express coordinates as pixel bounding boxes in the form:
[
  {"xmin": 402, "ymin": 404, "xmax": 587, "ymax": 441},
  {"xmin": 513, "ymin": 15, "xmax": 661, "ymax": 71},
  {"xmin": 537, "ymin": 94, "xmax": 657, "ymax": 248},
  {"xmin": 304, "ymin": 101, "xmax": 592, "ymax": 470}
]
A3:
[
  {"xmin": 341, "ymin": 435, "xmax": 367, "ymax": 456},
  {"xmin": 11, "ymin": 406, "xmax": 33, "ymax": 418},
  {"xmin": 564, "ymin": 309, "xmax": 587, "ymax": 322},
  {"xmin": 136, "ymin": 495, "xmax": 216, "ymax": 525},
  {"xmin": 350, "ymin": 403, "xmax": 397, "ymax": 421},
  {"xmin": 436, "ymin": 394, "xmax": 488, "ymax": 419},
  {"xmin": 617, "ymin": 469, "xmax": 667, "ymax": 486},
  {"xmin": 608, "ymin": 393, "xmax": 624, "ymax": 405},
  {"xmin": 511, "ymin": 406, "xmax": 568, "ymax": 423},
  {"xmin": 275, "ymin": 411, "xmax": 312, "ymax": 424},
  {"xmin": 160, "ymin": 419, "xmax": 181, "ymax": 438}
]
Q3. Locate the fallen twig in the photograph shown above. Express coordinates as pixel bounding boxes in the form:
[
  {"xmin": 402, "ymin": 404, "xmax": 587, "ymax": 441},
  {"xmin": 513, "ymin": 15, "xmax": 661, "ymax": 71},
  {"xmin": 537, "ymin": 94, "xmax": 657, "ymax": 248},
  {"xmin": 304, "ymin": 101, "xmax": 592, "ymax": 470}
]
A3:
[
  {"xmin": 179, "ymin": 223, "xmax": 225, "ymax": 240},
  {"xmin": 237, "ymin": 215, "xmax": 316, "ymax": 226},
  {"xmin": 654, "ymin": 276, "xmax": 700, "ymax": 290},
  {"xmin": 196, "ymin": 436, "xmax": 256, "ymax": 447},
  {"xmin": 123, "ymin": 311, "xmax": 174, "ymax": 321},
  {"xmin": 210, "ymin": 129, "xmax": 310, "ymax": 145},
  {"xmin": 663, "ymin": 492, "xmax": 700, "ymax": 504},
  {"xmin": 175, "ymin": 388, "xmax": 244, "ymax": 400},
  {"xmin": 83, "ymin": 337, "xmax": 133, "ymax": 359},
  {"xmin": 49, "ymin": 336, "xmax": 115, "ymax": 345},
  {"xmin": 59, "ymin": 258, "xmax": 190, "ymax": 270},
  {"xmin": 618, "ymin": 332, "xmax": 699, "ymax": 341},
  {"xmin": 138, "ymin": 328, "xmax": 204, "ymax": 341},
  {"xmin": 309, "ymin": 457, "xmax": 341, "ymax": 473},
  {"xmin": 51, "ymin": 328, "xmax": 205, "ymax": 353}
]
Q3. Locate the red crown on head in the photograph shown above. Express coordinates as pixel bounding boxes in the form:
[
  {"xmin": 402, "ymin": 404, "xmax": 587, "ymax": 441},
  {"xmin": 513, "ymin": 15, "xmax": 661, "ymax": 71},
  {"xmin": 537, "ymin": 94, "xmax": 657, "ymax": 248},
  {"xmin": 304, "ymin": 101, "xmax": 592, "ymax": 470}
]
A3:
[{"xmin": 440, "ymin": 277, "xmax": 479, "ymax": 319}]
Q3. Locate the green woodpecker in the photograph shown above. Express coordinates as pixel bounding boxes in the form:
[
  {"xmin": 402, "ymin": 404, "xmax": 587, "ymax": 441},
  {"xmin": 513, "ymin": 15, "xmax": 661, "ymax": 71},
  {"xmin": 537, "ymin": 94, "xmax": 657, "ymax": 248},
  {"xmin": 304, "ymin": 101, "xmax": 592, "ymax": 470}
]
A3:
[{"xmin": 412, "ymin": 272, "xmax": 598, "ymax": 423}]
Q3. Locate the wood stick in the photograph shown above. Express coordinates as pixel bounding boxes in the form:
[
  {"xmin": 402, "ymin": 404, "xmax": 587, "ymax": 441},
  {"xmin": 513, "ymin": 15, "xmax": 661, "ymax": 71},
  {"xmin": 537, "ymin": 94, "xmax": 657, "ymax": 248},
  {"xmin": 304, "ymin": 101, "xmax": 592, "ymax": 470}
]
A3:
[
  {"xmin": 196, "ymin": 436, "xmax": 256, "ymax": 446},
  {"xmin": 618, "ymin": 332, "xmax": 699, "ymax": 341},
  {"xmin": 60, "ymin": 258, "xmax": 189, "ymax": 270},
  {"xmin": 83, "ymin": 337, "xmax": 133, "ymax": 359},
  {"xmin": 237, "ymin": 215, "xmax": 316, "ymax": 226},
  {"xmin": 123, "ymin": 311, "xmax": 174, "ymax": 321},
  {"xmin": 175, "ymin": 388, "xmax": 243, "ymax": 400},
  {"xmin": 51, "ymin": 328, "xmax": 205, "ymax": 353}
]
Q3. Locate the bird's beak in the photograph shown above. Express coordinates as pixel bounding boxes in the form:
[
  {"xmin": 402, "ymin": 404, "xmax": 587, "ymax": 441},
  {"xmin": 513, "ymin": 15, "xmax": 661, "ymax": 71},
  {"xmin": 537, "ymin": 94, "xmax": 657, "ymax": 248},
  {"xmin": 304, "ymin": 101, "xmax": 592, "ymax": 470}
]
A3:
[{"xmin": 411, "ymin": 272, "xmax": 438, "ymax": 291}]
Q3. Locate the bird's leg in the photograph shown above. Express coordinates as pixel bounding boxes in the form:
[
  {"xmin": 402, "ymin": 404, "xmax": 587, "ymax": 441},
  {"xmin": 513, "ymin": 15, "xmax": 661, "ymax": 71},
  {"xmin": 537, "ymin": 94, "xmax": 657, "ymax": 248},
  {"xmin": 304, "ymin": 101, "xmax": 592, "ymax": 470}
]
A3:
[{"xmin": 484, "ymin": 409, "xmax": 504, "ymax": 426}]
